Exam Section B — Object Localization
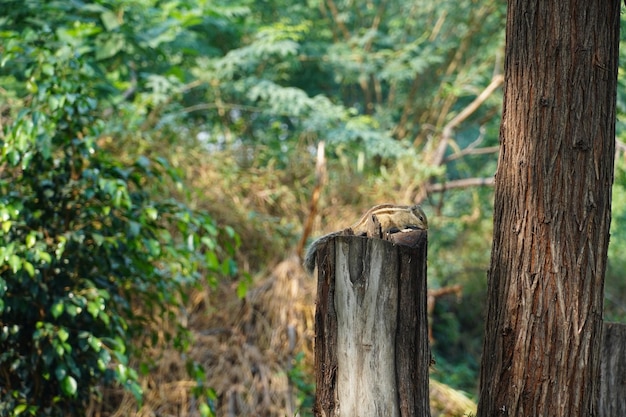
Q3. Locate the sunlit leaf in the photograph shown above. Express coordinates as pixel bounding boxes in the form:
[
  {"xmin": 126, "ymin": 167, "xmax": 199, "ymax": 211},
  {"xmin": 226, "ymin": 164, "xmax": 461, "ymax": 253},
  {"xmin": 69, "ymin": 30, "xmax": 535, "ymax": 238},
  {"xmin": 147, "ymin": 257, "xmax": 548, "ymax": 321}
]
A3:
[
  {"xmin": 25, "ymin": 232, "xmax": 37, "ymax": 248},
  {"xmin": 100, "ymin": 10, "xmax": 120, "ymax": 31},
  {"xmin": 8, "ymin": 254, "xmax": 21, "ymax": 273},
  {"xmin": 60, "ymin": 375, "xmax": 77, "ymax": 396},
  {"xmin": 23, "ymin": 261, "xmax": 35, "ymax": 277},
  {"xmin": 57, "ymin": 327, "xmax": 69, "ymax": 343}
]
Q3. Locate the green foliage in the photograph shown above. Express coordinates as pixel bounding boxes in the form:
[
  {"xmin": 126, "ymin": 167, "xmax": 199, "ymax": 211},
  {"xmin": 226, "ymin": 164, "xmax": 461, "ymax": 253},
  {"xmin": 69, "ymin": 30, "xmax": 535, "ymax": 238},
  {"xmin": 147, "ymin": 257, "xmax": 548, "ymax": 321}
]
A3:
[
  {"xmin": 431, "ymin": 288, "xmax": 484, "ymax": 397},
  {"xmin": 192, "ymin": 0, "xmax": 505, "ymax": 174},
  {"xmin": 0, "ymin": 1, "xmax": 236, "ymax": 415},
  {"xmin": 187, "ymin": 360, "xmax": 218, "ymax": 417},
  {"xmin": 605, "ymin": 161, "xmax": 626, "ymax": 322},
  {"xmin": 605, "ymin": 12, "xmax": 626, "ymax": 323},
  {"xmin": 287, "ymin": 352, "xmax": 315, "ymax": 417}
]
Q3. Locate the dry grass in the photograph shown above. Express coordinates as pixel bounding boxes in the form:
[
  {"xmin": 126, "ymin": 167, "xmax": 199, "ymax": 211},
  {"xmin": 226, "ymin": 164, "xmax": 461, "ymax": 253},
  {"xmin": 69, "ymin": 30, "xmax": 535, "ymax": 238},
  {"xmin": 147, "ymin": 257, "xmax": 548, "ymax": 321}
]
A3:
[
  {"xmin": 189, "ymin": 255, "xmax": 316, "ymax": 416},
  {"xmin": 89, "ymin": 254, "xmax": 477, "ymax": 417},
  {"xmin": 430, "ymin": 379, "xmax": 477, "ymax": 417},
  {"xmin": 90, "ymin": 254, "xmax": 316, "ymax": 417}
]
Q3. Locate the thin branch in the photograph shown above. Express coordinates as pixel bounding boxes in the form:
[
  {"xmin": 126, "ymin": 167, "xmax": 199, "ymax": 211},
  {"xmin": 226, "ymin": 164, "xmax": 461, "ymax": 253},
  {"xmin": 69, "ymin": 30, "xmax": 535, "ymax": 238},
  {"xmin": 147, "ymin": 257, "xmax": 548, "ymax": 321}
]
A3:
[
  {"xmin": 446, "ymin": 125, "xmax": 487, "ymax": 156},
  {"xmin": 181, "ymin": 102, "xmax": 265, "ymax": 115},
  {"xmin": 446, "ymin": 146, "xmax": 500, "ymax": 162},
  {"xmin": 429, "ymin": 10, "xmax": 448, "ymax": 42},
  {"xmin": 444, "ymin": 125, "xmax": 500, "ymax": 162},
  {"xmin": 325, "ymin": 0, "xmax": 351, "ymax": 41},
  {"xmin": 364, "ymin": 0, "xmax": 387, "ymax": 52},
  {"xmin": 426, "ymin": 177, "xmax": 495, "ymax": 193},
  {"xmin": 431, "ymin": 74, "xmax": 504, "ymax": 166},
  {"xmin": 444, "ymin": 75, "xmax": 505, "ymax": 137}
]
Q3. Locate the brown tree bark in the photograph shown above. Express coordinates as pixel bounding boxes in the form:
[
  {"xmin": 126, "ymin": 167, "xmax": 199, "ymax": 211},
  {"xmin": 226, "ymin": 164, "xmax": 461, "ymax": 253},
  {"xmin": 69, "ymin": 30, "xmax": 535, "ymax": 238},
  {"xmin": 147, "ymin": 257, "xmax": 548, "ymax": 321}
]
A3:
[{"xmin": 476, "ymin": 1, "xmax": 620, "ymax": 416}]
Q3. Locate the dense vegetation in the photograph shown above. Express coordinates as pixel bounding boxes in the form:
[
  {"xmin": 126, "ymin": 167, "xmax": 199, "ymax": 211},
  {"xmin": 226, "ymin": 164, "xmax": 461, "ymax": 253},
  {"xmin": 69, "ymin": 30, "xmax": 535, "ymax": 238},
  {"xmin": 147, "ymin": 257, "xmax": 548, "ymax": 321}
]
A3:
[{"xmin": 1, "ymin": 0, "xmax": 625, "ymax": 415}]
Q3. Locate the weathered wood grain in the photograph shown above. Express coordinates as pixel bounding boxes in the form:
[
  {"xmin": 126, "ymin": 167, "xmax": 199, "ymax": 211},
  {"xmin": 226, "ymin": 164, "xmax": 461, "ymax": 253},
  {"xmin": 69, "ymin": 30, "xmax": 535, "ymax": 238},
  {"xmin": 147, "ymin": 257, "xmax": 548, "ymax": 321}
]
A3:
[{"xmin": 313, "ymin": 232, "xmax": 429, "ymax": 417}]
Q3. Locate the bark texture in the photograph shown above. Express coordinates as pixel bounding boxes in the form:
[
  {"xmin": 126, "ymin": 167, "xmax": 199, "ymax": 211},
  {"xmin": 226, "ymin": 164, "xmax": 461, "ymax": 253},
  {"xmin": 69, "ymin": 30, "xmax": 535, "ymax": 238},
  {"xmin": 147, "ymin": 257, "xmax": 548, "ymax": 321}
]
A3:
[
  {"xmin": 313, "ymin": 233, "xmax": 429, "ymax": 417},
  {"xmin": 598, "ymin": 322, "xmax": 626, "ymax": 417},
  {"xmin": 476, "ymin": 1, "xmax": 619, "ymax": 416}
]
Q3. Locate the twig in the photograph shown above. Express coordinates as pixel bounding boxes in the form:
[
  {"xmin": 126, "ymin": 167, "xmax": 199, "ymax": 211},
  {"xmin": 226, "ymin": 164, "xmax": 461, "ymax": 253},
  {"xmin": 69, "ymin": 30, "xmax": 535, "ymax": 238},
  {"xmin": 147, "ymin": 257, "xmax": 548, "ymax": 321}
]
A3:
[
  {"xmin": 426, "ymin": 177, "xmax": 495, "ymax": 193},
  {"xmin": 325, "ymin": 0, "xmax": 351, "ymax": 41},
  {"xmin": 431, "ymin": 74, "xmax": 504, "ymax": 166},
  {"xmin": 413, "ymin": 75, "xmax": 503, "ymax": 204},
  {"xmin": 427, "ymin": 284, "xmax": 463, "ymax": 343},
  {"xmin": 444, "ymin": 125, "xmax": 500, "ymax": 162}
]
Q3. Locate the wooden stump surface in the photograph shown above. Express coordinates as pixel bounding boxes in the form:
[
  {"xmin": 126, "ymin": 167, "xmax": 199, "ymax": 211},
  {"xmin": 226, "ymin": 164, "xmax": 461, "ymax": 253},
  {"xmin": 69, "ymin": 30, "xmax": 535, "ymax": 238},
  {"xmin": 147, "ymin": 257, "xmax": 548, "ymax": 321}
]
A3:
[{"xmin": 313, "ymin": 231, "xmax": 429, "ymax": 417}]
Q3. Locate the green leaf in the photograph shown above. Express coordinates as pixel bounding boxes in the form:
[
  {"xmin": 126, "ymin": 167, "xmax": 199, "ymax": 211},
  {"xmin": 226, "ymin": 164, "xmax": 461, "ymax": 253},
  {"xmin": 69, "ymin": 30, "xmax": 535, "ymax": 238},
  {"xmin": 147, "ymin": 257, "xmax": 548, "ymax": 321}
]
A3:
[
  {"xmin": 199, "ymin": 402, "xmax": 213, "ymax": 417},
  {"xmin": 13, "ymin": 404, "xmax": 27, "ymax": 415},
  {"xmin": 100, "ymin": 10, "xmax": 120, "ymax": 31},
  {"xmin": 116, "ymin": 363, "xmax": 128, "ymax": 380},
  {"xmin": 128, "ymin": 380, "xmax": 143, "ymax": 404},
  {"xmin": 128, "ymin": 221, "xmax": 141, "ymax": 237},
  {"xmin": 146, "ymin": 239, "xmax": 160, "ymax": 256},
  {"xmin": 8, "ymin": 254, "xmax": 21, "ymax": 273},
  {"xmin": 223, "ymin": 258, "xmax": 237, "ymax": 276},
  {"xmin": 144, "ymin": 206, "xmax": 158, "ymax": 221},
  {"xmin": 37, "ymin": 250, "xmax": 52, "ymax": 264},
  {"xmin": 48, "ymin": 95, "xmax": 61, "ymax": 110},
  {"xmin": 55, "ymin": 366, "xmax": 67, "ymax": 381},
  {"xmin": 54, "ymin": 341, "xmax": 65, "ymax": 357},
  {"xmin": 205, "ymin": 251, "xmax": 219, "ymax": 270},
  {"xmin": 236, "ymin": 281, "xmax": 248, "ymax": 299},
  {"xmin": 65, "ymin": 304, "xmax": 79, "ymax": 317},
  {"xmin": 98, "ymin": 310, "xmax": 110, "ymax": 325},
  {"xmin": 25, "ymin": 78, "xmax": 37, "ymax": 93},
  {"xmin": 26, "ymin": 232, "xmax": 37, "ymax": 248},
  {"xmin": 61, "ymin": 375, "xmax": 77, "ymax": 396},
  {"xmin": 92, "ymin": 233, "xmax": 104, "ymax": 246},
  {"xmin": 23, "ymin": 261, "xmax": 35, "ymax": 277},
  {"xmin": 55, "ymin": 236, "xmax": 67, "ymax": 258},
  {"xmin": 58, "ymin": 328, "xmax": 69, "ymax": 343},
  {"xmin": 88, "ymin": 335, "xmax": 102, "ymax": 352},
  {"xmin": 51, "ymin": 302, "xmax": 64, "ymax": 319},
  {"xmin": 201, "ymin": 236, "xmax": 217, "ymax": 250}
]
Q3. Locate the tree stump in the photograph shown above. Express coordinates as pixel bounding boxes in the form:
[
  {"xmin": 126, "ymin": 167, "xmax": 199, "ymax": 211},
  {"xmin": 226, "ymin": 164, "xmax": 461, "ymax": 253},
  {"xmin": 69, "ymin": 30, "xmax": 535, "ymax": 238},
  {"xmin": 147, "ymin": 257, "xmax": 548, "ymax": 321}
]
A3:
[
  {"xmin": 598, "ymin": 322, "xmax": 626, "ymax": 417},
  {"xmin": 313, "ymin": 231, "xmax": 430, "ymax": 417}
]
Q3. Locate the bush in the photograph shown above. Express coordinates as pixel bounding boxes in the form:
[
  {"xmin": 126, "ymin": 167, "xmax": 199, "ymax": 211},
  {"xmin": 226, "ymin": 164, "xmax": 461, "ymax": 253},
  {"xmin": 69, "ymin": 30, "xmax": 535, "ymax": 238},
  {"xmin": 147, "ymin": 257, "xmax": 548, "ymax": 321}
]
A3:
[{"xmin": 0, "ymin": 5, "xmax": 234, "ymax": 415}]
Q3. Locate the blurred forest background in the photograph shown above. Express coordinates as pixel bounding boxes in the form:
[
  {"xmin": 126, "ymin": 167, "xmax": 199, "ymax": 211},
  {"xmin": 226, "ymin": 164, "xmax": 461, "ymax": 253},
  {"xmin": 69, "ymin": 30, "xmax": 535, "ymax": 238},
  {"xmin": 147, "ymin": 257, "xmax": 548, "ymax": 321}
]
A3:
[{"xmin": 1, "ymin": 0, "xmax": 626, "ymax": 416}]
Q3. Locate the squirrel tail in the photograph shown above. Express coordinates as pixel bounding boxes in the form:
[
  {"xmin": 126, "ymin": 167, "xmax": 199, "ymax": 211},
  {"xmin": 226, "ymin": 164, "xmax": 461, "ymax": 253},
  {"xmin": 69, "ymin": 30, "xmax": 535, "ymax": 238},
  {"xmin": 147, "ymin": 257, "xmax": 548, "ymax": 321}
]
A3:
[
  {"xmin": 303, "ymin": 232, "xmax": 340, "ymax": 274},
  {"xmin": 303, "ymin": 245, "xmax": 317, "ymax": 274}
]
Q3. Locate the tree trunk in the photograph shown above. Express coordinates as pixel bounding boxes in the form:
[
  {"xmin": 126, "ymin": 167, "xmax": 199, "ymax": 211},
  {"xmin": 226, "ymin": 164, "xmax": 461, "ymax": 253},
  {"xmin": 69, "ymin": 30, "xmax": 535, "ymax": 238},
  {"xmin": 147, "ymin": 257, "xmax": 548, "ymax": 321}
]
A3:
[
  {"xmin": 476, "ymin": 1, "xmax": 620, "ymax": 416},
  {"xmin": 313, "ymin": 233, "xmax": 430, "ymax": 417},
  {"xmin": 598, "ymin": 322, "xmax": 626, "ymax": 417}
]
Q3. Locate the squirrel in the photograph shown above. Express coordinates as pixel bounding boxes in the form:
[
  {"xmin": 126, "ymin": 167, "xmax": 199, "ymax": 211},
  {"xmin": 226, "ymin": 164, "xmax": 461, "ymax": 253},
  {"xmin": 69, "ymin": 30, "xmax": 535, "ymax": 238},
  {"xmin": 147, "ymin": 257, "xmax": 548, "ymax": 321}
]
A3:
[{"xmin": 303, "ymin": 204, "xmax": 428, "ymax": 273}]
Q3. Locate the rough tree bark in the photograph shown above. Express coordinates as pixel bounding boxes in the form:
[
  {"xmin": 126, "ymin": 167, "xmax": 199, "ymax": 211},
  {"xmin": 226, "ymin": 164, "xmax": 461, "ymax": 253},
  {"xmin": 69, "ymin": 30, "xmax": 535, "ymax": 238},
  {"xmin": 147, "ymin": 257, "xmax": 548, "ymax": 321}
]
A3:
[
  {"xmin": 598, "ymin": 322, "xmax": 626, "ymax": 417},
  {"xmin": 476, "ymin": 1, "xmax": 620, "ymax": 416}
]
